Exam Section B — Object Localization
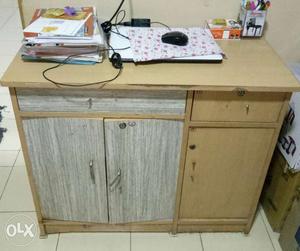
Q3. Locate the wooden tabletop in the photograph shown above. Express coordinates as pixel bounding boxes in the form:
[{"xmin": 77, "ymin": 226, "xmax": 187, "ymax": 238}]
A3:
[{"xmin": 1, "ymin": 39, "xmax": 299, "ymax": 92}]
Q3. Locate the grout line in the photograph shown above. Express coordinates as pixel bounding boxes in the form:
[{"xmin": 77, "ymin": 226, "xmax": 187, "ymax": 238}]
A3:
[
  {"xmin": 259, "ymin": 208, "xmax": 277, "ymax": 251},
  {"xmin": 199, "ymin": 233, "xmax": 205, "ymax": 251},
  {"xmin": 0, "ymin": 210, "xmax": 36, "ymax": 213},
  {"xmin": 130, "ymin": 232, "xmax": 132, "ymax": 251},
  {"xmin": 55, "ymin": 233, "xmax": 60, "ymax": 251},
  {"xmin": 0, "ymin": 149, "xmax": 19, "ymax": 200}
]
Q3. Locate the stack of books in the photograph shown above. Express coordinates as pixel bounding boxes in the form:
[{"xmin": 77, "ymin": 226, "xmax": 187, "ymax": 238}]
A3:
[{"xmin": 21, "ymin": 7, "xmax": 105, "ymax": 64}]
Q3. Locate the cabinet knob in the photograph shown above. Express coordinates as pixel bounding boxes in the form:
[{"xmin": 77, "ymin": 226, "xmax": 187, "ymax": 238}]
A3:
[
  {"xmin": 189, "ymin": 145, "xmax": 196, "ymax": 150},
  {"xmin": 119, "ymin": 123, "xmax": 127, "ymax": 129}
]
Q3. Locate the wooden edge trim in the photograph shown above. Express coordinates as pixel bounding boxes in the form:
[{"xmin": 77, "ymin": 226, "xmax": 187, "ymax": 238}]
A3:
[
  {"xmin": 179, "ymin": 218, "xmax": 248, "ymax": 225},
  {"xmin": 17, "ymin": 0, "xmax": 25, "ymax": 29},
  {"xmin": 245, "ymin": 92, "xmax": 292, "ymax": 233},
  {"xmin": 177, "ymin": 224, "xmax": 246, "ymax": 233},
  {"xmin": 18, "ymin": 112, "xmax": 185, "ymax": 120},
  {"xmin": 189, "ymin": 121, "xmax": 278, "ymax": 128},
  {"xmin": 3, "ymin": 82, "xmax": 300, "ymax": 93},
  {"xmin": 9, "ymin": 88, "xmax": 46, "ymax": 236},
  {"xmin": 45, "ymin": 224, "xmax": 172, "ymax": 234},
  {"xmin": 172, "ymin": 91, "xmax": 194, "ymax": 234},
  {"xmin": 43, "ymin": 219, "xmax": 172, "ymax": 226}
]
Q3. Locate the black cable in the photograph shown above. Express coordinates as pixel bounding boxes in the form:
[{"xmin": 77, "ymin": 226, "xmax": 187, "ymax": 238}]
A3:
[
  {"xmin": 111, "ymin": 30, "xmax": 129, "ymax": 40},
  {"xmin": 114, "ymin": 9, "xmax": 126, "ymax": 25},
  {"xmin": 113, "ymin": 10, "xmax": 129, "ymax": 40},
  {"xmin": 101, "ymin": 0, "xmax": 125, "ymax": 33},
  {"xmin": 42, "ymin": 47, "xmax": 126, "ymax": 88},
  {"xmin": 151, "ymin": 21, "xmax": 171, "ymax": 30},
  {"xmin": 109, "ymin": 0, "xmax": 125, "ymax": 22}
]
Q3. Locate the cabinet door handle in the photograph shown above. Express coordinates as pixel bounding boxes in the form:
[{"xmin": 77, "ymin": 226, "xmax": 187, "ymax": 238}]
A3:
[
  {"xmin": 89, "ymin": 160, "xmax": 95, "ymax": 184},
  {"xmin": 109, "ymin": 168, "xmax": 122, "ymax": 191}
]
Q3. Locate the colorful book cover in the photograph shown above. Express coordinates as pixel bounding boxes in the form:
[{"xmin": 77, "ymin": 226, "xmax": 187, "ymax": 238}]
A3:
[{"xmin": 24, "ymin": 7, "xmax": 94, "ymax": 38}]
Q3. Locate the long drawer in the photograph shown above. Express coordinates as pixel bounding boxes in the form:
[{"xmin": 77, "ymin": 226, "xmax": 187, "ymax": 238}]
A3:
[
  {"xmin": 192, "ymin": 91, "xmax": 286, "ymax": 122},
  {"xmin": 16, "ymin": 89, "xmax": 187, "ymax": 115}
]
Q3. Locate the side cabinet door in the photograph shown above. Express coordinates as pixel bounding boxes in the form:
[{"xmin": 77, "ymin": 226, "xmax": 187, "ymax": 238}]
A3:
[
  {"xmin": 105, "ymin": 119, "xmax": 183, "ymax": 224},
  {"xmin": 23, "ymin": 118, "xmax": 108, "ymax": 223},
  {"xmin": 180, "ymin": 127, "xmax": 274, "ymax": 220}
]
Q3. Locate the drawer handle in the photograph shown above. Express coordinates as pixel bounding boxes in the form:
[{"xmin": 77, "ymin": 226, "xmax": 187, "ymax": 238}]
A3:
[
  {"xmin": 89, "ymin": 160, "xmax": 95, "ymax": 184},
  {"xmin": 246, "ymin": 104, "xmax": 250, "ymax": 114},
  {"xmin": 109, "ymin": 168, "xmax": 122, "ymax": 191},
  {"xmin": 87, "ymin": 98, "xmax": 92, "ymax": 109}
]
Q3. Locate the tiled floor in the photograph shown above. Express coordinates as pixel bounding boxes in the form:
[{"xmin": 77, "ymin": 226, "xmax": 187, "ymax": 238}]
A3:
[{"xmin": 0, "ymin": 1, "xmax": 284, "ymax": 251}]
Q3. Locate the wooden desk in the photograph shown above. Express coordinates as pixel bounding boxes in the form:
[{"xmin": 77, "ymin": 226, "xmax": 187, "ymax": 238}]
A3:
[{"xmin": 1, "ymin": 39, "xmax": 299, "ymax": 237}]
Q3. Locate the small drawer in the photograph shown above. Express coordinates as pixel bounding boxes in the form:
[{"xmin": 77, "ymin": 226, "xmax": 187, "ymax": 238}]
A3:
[
  {"xmin": 192, "ymin": 91, "xmax": 285, "ymax": 122},
  {"xmin": 16, "ymin": 89, "xmax": 187, "ymax": 115}
]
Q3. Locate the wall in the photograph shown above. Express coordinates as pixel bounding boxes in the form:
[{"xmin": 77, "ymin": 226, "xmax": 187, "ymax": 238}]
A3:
[
  {"xmin": 20, "ymin": 0, "xmax": 300, "ymax": 64},
  {"xmin": 264, "ymin": 0, "xmax": 300, "ymax": 64}
]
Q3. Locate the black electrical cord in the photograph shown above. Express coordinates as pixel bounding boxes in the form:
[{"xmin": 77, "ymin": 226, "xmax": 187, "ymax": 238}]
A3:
[
  {"xmin": 151, "ymin": 21, "xmax": 171, "ymax": 30},
  {"xmin": 112, "ymin": 9, "xmax": 129, "ymax": 40},
  {"xmin": 101, "ymin": 0, "xmax": 125, "ymax": 33},
  {"xmin": 109, "ymin": 0, "xmax": 125, "ymax": 22},
  {"xmin": 42, "ymin": 47, "xmax": 129, "ymax": 88}
]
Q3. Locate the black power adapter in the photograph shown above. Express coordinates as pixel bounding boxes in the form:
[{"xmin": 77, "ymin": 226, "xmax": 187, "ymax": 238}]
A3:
[{"xmin": 121, "ymin": 18, "xmax": 151, "ymax": 27}]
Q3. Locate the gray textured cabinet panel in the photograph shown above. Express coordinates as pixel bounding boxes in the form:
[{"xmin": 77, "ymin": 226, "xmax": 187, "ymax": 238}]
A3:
[
  {"xmin": 105, "ymin": 119, "xmax": 183, "ymax": 224},
  {"xmin": 23, "ymin": 118, "xmax": 108, "ymax": 223},
  {"xmin": 17, "ymin": 89, "xmax": 187, "ymax": 115}
]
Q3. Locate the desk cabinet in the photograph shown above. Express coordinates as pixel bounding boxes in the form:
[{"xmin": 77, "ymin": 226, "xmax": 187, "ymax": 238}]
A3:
[
  {"xmin": 180, "ymin": 127, "xmax": 274, "ymax": 220},
  {"xmin": 23, "ymin": 116, "xmax": 183, "ymax": 225},
  {"xmin": 105, "ymin": 119, "xmax": 183, "ymax": 223},
  {"xmin": 2, "ymin": 40, "xmax": 299, "ymax": 236},
  {"xmin": 23, "ymin": 118, "xmax": 109, "ymax": 223}
]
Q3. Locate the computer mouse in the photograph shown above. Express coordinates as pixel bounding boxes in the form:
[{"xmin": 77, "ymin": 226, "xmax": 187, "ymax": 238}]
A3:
[{"xmin": 161, "ymin": 31, "xmax": 189, "ymax": 46}]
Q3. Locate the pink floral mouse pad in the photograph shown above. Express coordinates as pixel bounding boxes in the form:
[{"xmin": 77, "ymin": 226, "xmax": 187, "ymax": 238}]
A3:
[{"xmin": 128, "ymin": 27, "xmax": 223, "ymax": 62}]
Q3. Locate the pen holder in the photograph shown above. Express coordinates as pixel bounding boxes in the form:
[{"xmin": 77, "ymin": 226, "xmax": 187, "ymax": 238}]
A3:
[{"xmin": 239, "ymin": 6, "xmax": 267, "ymax": 37}]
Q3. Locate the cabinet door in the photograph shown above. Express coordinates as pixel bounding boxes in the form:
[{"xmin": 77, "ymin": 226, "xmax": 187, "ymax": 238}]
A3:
[
  {"xmin": 23, "ymin": 118, "xmax": 108, "ymax": 223},
  {"xmin": 180, "ymin": 127, "xmax": 274, "ymax": 219},
  {"xmin": 105, "ymin": 119, "xmax": 183, "ymax": 223}
]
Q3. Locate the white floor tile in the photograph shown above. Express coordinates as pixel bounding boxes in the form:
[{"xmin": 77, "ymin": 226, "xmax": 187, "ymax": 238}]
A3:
[
  {"xmin": 0, "ymin": 86, "xmax": 9, "ymax": 95},
  {"xmin": 0, "ymin": 40, "xmax": 21, "ymax": 55},
  {"xmin": 58, "ymin": 233, "xmax": 130, "ymax": 251},
  {"xmin": 0, "ymin": 166, "xmax": 11, "ymax": 195},
  {"xmin": 0, "ymin": 7, "xmax": 15, "ymax": 28},
  {"xmin": 14, "ymin": 150, "xmax": 24, "ymax": 166},
  {"xmin": 0, "ymin": 55, "xmax": 15, "ymax": 75},
  {"xmin": 0, "ymin": 0, "xmax": 18, "ymax": 8},
  {"xmin": 0, "ymin": 24, "xmax": 23, "ymax": 41},
  {"xmin": 0, "ymin": 212, "xmax": 58, "ymax": 251},
  {"xmin": 0, "ymin": 93, "xmax": 15, "ymax": 119},
  {"xmin": 201, "ymin": 213, "xmax": 274, "ymax": 251},
  {"xmin": 131, "ymin": 233, "xmax": 203, "ymax": 251},
  {"xmin": 0, "ymin": 150, "xmax": 18, "ymax": 166},
  {"xmin": 259, "ymin": 206, "xmax": 282, "ymax": 251},
  {"xmin": 4, "ymin": 9, "xmax": 22, "ymax": 26},
  {"xmin": 0, "ymin": 165, "xmax": 35, "ymax": 211},
  {"xmin": 0, "ymin": 119, "xmax": 20, "ymax": 150}
]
